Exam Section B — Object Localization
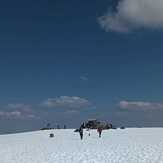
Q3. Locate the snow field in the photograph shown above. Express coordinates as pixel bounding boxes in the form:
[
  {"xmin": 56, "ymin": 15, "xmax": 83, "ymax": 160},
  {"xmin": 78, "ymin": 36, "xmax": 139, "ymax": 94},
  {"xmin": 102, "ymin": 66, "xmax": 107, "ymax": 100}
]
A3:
[{"xmin": 0, "ymin": 128, "xmax": 163, "ymax": 163}]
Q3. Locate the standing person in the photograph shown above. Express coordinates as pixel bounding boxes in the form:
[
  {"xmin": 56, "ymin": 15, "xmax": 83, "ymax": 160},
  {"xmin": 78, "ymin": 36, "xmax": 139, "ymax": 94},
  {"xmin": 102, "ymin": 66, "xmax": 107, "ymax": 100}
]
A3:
[
  {"xmin": 79, "ymin": 126, "xmax": 84, "ymax": 140},
  {"xmin": 63, "ymin": 125, "xmax": 66, "ymax": 129},
  {"xmin": 81, "ymin": 123, "xmax": 85, "ymax": 129},
  {"xmin": 57, "ymin": 125, "xmax": 60, "ymax": 129},
  {"xmin": 97, "ymin": 126, "xmax": 103, "ymax": 138},
  {"xmin": 87, "ymin": 128, "xmax": 90, "ymax": 136}
]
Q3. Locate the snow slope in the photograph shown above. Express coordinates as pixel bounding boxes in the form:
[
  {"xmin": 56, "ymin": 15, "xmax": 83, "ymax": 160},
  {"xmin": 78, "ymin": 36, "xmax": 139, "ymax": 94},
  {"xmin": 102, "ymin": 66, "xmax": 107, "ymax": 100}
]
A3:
[{"xmin": 0, "ymin": 128, "xmax": 163, "ymax": 163}]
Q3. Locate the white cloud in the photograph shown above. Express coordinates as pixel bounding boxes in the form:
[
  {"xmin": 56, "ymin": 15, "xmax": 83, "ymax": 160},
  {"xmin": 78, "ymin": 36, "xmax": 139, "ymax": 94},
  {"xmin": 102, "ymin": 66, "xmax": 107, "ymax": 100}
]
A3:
[
  {"xmin": 7, "ymin": 104, "xmax": 31, "ymax": 110},
  {"xmin": 64, "ymin": 110, "xmax": 80, "ymax": 115},
  {"xmin": 0, "ymin": 104, "xmax": 36, "ymax": 119},
  {"xmin": 119, "ymin": 101, "xmax": 163, "ymax": 110},
  {"xmin": 0, "ymin": 111, "xmax": 21, "ymax": 118},
  {"xmin": 98, "ymin": 0, "xmax": 163, "ymax": 32},
  {"xmin": 0, "ymin": 110, "xmax": 36, "ymax": 119},
  {"xmin": 43, "ymin": 96, "xmax": 91, "ymax": 109},
  {"xmin": 80, "ymin": 76, "xmax": 88, "ymax": 81}
]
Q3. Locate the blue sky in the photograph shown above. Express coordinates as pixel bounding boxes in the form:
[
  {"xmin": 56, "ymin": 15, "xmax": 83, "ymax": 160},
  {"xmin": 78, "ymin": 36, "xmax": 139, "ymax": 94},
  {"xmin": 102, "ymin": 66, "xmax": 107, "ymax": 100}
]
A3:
[{"xmin": 1, "ymin": 0, "xmax": 163, "ymax": 133}]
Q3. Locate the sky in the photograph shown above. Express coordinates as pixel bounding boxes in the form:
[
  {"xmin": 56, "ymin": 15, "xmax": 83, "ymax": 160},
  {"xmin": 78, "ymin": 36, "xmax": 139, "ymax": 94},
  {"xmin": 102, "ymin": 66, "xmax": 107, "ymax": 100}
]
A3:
[{"xmin": 1, "ymin": 0, "xmax": 163, "ymax": 133}]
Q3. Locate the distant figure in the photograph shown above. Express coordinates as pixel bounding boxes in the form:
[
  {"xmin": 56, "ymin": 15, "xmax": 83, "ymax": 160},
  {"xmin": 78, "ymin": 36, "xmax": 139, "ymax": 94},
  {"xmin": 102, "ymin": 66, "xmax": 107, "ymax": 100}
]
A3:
[
  {"xmin": 97, "ymin": 127, "xmax": 103, "ymax": 138},
  {"xmin": 57, "ymin": 125, "xmax": 60, "ymax": 129},
  {"xmin": 79, "ymin": 126, "xmax": 84, "ymax": 140},
  {"xmin": 47, "ymin": 123, "xmax": 51, "ymax": 129},
  {"xmin": 87, "ymin": 128, "xmax": 91, "ymax": 136},
  {"xmin": 88, "ymin": 131, "xmax": 90, "ymax": 136},
  {"xmin": 63, "ymin": 125, "xmax": 66, "ymax": 129},
  {"xmin": 81, "ymin": 123, "xmax": 85, "ymax": 129},
  {"xmin": 49, "ymin": 133, "xmax": 54, "ymax": 138}
]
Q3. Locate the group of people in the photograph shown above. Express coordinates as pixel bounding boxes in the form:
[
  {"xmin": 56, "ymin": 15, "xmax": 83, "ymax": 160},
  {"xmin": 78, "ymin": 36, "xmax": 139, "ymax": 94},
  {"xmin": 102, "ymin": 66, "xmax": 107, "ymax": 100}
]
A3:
[{"xmin": 78, "ymin": 125, "xmax": 103, "ymax": 140}]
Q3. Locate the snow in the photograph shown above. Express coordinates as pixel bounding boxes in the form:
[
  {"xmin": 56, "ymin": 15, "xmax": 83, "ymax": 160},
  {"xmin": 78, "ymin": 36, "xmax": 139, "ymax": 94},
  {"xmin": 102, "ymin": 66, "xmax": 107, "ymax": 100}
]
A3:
[{"xmin": 0, "ymin": 128, "xmax": 163, "ymax": 163}]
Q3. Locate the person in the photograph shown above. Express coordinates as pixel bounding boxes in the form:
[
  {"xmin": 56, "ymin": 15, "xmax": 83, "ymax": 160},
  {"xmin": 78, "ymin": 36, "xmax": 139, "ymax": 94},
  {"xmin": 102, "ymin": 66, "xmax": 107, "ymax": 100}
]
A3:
[
  {"xmin": 81, "ymin": 123, "xmax": 85, "ymax": 129},
  {"xmin": 87, "ymin": 128, "xmax": 90, "ymax": 136},
  {"xmin": 88, "ymin": 130, "xmax": 90, "ymax": 136},
  {"xmin": 79, "ymin": 126, "xmax": 84, "ymax": 140},
  {"xmin": 97, "ymin": 126, "xmax": 103, "ymax": 138},
  {"xmin": 57, "ymin": 125, "xmax": 60, "ymax": 129}
]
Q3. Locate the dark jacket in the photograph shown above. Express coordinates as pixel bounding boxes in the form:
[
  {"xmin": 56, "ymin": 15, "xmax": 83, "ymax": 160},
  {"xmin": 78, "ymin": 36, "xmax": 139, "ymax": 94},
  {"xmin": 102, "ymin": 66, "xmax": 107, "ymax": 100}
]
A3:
[{"xmin": 79, "ymin": 127, "xmax": 83, "ymax": 134}]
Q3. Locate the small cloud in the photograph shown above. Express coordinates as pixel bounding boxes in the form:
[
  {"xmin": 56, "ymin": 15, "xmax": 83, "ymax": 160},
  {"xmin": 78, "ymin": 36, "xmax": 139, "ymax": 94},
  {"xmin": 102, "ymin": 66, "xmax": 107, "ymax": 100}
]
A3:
[
  {"xmin": 119, "ymin": 100, "xmax": 163, "ymax": 110},
  {"xmin": 80, "ymin": 76, "xmax": 88, "ymax": 81},
  {"xmin": 42, "ymin": 96, "xmax": 92, "ymax": 110},
  {"xmin": 98, "ymin": 0, "xmax": 163, "ymax": 33},
  {"xmin": 0, "ymin": 110, "xmax": 36, "ymax": 119},
  {"xmin": 64, "ymin": 110, "xmax": 80, "ymax": 115},
  {"xmin": 0, "ymin": 111, "xmax": 21, "ymax": 118},
  {"xmin": 0, "ymin": 103, "xmax": 37, "ymax": 119},
  {"xmin": 7, "ymin": 104, "xmax": 31, "ymax": 110}
]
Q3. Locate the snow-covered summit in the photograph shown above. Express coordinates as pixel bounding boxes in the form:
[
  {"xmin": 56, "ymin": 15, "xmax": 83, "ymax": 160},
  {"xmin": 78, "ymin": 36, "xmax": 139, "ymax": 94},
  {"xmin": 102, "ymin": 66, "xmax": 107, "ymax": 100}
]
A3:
[{"xmin": 0, "ymin": 128, "xmax": 163, "ymax": 163}]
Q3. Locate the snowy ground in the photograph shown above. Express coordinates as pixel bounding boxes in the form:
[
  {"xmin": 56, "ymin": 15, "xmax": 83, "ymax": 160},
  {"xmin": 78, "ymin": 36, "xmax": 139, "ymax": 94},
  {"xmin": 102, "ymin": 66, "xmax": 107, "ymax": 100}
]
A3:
[{"xmin": 0, "ymin": 128, "xmax": 163, "ymax": 163}]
